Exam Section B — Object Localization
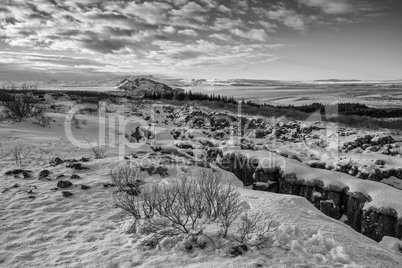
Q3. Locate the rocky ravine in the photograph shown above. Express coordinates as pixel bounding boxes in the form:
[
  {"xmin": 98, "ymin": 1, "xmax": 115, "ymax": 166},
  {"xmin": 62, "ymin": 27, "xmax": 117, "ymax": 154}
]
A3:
[{"xmin": 218, "ymin": 150, "xmax": 402, "ymax": 242}]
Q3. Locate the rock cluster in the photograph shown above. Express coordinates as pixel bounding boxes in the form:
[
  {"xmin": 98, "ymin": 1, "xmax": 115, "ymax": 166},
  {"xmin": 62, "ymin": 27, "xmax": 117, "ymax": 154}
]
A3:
[
  {"xmin": 166, "ymin": 105, "xmax": 327, "ymax": 144},
  {"xmin": 5, "ymin": 169, "xmax": 32, "ymax": 178},
  {"xmin": 50, "ymin": 157, "xmax": 90, "ymax": 167},
  {"xmin": 343, "ymin": 135, "xmax": 398, "ymax": 155},
  {"xmin": 308, "ymin": 160, "xmax": 402, "ymax": 182}
]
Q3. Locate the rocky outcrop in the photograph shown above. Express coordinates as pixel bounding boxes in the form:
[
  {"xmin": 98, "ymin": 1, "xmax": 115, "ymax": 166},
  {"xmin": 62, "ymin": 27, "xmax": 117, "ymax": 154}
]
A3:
[{"xmin": 219, "ymin": 151, "xmax": 402, "ymax": 242}]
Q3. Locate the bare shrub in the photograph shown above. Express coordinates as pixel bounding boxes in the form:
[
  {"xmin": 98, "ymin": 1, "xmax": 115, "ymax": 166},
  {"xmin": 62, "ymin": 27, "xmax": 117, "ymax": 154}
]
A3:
[
  {"xmin": 0, "ymin": 93, "xmax": 42, "ymax": 122},
  {"xmin": 110, "ymin": 165, "xmax": 145, "ymax": 195},
  {"xmin": 34, "ymin": 112, "xmax": 52, "ymax": 127},
  {"xmin": 111, "ymin": 165, "xmax": 147, "ymax": 233},
  {"xmin": 71, "ymin": 114, "xmax": 86, "ymax": 129},
  {"xmin": 48, "ymin": 104, "xmax": 66, "ymax": 113},
  {"xmin": 89, "ymin": 143, "xmax": 108, "ymax": 159},
  {"xmin": 104, "ymin": 102, "xmax": 116, "ymax": 113},
  {"xmin": 113, "ymin": 169, "xmax": 248, "ymax": 247},
  {"xmin": 9, "ymin": 142, "xmax": 32, "ymax": 166},
  {"xmin": 233, "ymin": 213, "xmax": 278, "ymax": 248}
]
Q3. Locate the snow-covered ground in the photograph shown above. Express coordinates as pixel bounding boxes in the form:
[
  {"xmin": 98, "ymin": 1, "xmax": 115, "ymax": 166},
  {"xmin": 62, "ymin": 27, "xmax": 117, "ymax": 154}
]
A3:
[{"xmin": 1, "ymin": 100, "xmax": 402, "ymax": 267}]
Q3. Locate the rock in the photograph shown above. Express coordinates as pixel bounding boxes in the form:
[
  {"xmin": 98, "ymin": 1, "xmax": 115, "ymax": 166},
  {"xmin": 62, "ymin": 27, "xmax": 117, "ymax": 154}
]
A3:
[
  {"xmin": 50, "ymin": 157, "xmax": 64, "ymax": 166},
  {"xmin": 39, "ymin": 170, "xmax": 50, "ymax": 179},
  {"xmin": 62, "ymin": 191, "xmax": 73, "ymax": 197},
  {"xmin": 379, "ymin": 150, "xmax": 390, "ymax": 155},
  {"xmin": 70, "ymin": 174, "xmax": 81, "ymax": 179},
  {"xmin": 66, "ymin": 163, "xmax": 88, "ymax": 170},
  {"xmin": 308, "ymin": 162, "xmax": 326, "ymax": 169},
  {"xmin": 140, "ymin": 165, "xmax": 168, "ymax": 177},
  {"xmin": 320, "ymin": 200, "xmax": 341, "ymax": 219},
  {"xmin": 56, "ymin": 174, "xmax": 65, "ymax": 179},
  {"xmin": 229, "ymin": 244, "xmax": 248, "ymax": 257},
  {"xmin": 26, "ymin": 189, "xmax": 35, "ymax": 194},
  {"xmin": 291, "ymin": 155, "xmax": 302, "ymax": 162},
  {"xmin": 103, "ymin": 183, "xmax": 116, "ymax": 188},
  {"xmin": 81, "ymin": 185, "xmax": 90, "ymax": 190},
  {"xmin": 375, "ymin": 159, "xmax": 386, "ymax": 166},
  {"xmin": 57, "ymin": 180, "xmax": 73, "ymax": 188},
  {"xmin": 80, "ymin": 157, "xmax": 90, "ymax": 162},
  {"xmin": 5, "ymin": 169, "xmax": 32, "ymax": 176}
]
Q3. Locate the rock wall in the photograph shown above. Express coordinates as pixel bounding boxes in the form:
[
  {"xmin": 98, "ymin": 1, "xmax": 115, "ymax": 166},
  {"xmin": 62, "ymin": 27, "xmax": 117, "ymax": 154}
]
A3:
[{"xmin": 220, "ymin": 152, "xmax": 402, "ymax": 242}]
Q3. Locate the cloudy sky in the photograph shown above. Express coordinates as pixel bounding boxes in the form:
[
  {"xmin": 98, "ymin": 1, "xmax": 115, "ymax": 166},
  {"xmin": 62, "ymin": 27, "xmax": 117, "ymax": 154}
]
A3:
[{"xmin": 0, "ymin": 0, "xmax": 401, "ymax": 81}]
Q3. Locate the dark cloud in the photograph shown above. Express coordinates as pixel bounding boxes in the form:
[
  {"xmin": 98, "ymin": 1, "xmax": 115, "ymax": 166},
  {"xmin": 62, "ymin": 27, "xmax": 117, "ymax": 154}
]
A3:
[
  {"xmin": 78, "ymin": 36, "xmax": 135, "ymax": 53},
  {"xmin": 171, "ymin": 50, "xmax": 205, "ymax": 60},
  {"xmin": 26, "ymin": 3, "xmax": 53, "ymax": 18}
]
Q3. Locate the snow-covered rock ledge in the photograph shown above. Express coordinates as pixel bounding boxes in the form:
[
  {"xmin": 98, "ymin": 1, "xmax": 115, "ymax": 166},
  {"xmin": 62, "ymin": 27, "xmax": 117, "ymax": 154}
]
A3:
[{"xmin": 219, "ymin": 150, "xmax": 402, "ymax": 242}]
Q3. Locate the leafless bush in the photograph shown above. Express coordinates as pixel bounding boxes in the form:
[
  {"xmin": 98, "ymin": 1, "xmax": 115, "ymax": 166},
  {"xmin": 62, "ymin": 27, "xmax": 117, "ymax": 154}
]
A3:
[
  {"xmin": 233, "ymin": 213, "xmax": 278, "ymax": 248},
  {"xmin": 71, "ymin": 114, "xmax": 86, "ymax": 129},
  {"xmin": 34, "ymin": 112, "xmax": 51, "ymax": 127},
  {"xmin": 89, "ymin": 143, "xmax": 108, "ymax": 159},
  {"xmin": 0, "ymin": 93, "xmax": 42, "ymax": 122},
  {"xmin": 110, "ymin": 165, "xmax": 145, "ymax": 194},
  {"xmin": 48, "ymin": 104, "xmax": 66, "ymax": 113},
  {"xmin": 113, "ymin": 169, "xmax": 248, "ymax": 247},
  {"xmin": 104, "ymin": 102, "xmax": 116, "ymax": 113},
  {"xmin": 8, "ymin": 142, "xmax": 32, "ymax": 166}
]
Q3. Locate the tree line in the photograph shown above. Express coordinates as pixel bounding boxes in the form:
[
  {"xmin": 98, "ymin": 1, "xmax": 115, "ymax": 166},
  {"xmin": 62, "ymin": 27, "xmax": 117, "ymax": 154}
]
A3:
[
  {"xmin": 144, "ymin": 91, "xmax": 402, "ymax": 119},
  {"xmin": 289, "ymin": 103, "xmax": 402, "ymax": 118}
]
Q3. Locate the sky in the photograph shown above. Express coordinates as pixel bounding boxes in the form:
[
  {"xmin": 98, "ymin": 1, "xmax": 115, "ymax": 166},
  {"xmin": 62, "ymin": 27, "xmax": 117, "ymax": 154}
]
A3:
[{"xmin": 0, "ymin": 0, "xmax": 401, "ymax": 81}]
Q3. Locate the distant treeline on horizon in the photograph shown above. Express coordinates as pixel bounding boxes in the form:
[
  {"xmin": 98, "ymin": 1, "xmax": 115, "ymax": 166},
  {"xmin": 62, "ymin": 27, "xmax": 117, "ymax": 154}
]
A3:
[{"xmin": 144, "ymin": 91, "xmax": 402, "ymax": 119}]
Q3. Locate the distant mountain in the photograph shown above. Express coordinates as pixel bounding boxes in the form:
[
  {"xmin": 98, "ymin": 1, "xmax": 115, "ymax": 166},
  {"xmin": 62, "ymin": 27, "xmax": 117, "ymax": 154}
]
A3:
[
  {"xmin": 114, "ymin": 77, "xmax": 184, "ymax": 97},
  {"xmin": 314, "ymin": 79, "xmax": 361, "ymax": 82}
]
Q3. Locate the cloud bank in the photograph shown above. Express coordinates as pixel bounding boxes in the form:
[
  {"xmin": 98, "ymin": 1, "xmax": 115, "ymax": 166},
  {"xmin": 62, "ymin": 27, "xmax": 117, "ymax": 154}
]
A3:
[{"xmin": 0, "ymin": 0, "xmax": 389, "ymax": 80}]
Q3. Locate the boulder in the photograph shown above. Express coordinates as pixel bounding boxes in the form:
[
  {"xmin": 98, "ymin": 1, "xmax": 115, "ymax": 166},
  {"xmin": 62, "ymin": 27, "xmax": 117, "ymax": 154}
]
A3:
[
  {"xmin": 62, "ymin": 191, "xmax": 73, "ymax": 197},
  {"xmin": 39, "ymin": 170, "xmax": 50, "ymax": 179},
  {"xmin": 57, "ymin": 180, "xmax": 73, "ymax": 188},
  {"xmin": 66, "ymin": 163, "xmax": 88, "ymax": 170}
]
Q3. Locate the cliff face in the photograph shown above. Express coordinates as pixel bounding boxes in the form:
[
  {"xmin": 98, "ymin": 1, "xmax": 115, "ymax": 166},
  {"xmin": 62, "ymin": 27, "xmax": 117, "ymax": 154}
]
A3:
[{"xmin": 219, "ymin": 151, "xmax": 402, "ymax": 242}]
